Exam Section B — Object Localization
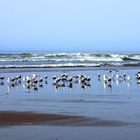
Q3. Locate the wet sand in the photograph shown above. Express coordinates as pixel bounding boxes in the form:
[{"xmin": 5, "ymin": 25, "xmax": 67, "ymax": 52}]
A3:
[
  {"xmin": 0, "ymin": 67, "xmax": 140, "ymax": 140},
  {"xmin": 0, "ymin": 111, "xmax": 128, "ymax": 127},
  {"xmin": 1, "ymin": 125, "xmax": 140, "ymax": 140}
]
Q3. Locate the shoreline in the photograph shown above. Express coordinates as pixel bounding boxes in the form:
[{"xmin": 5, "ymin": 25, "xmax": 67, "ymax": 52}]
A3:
[
  {"xmin": 0, "ymin": 111, "xmax": 128, "ymax": 127},
  {"xmin": 0, "ymin": 66, "xmax": 140, "ymax": 74}
]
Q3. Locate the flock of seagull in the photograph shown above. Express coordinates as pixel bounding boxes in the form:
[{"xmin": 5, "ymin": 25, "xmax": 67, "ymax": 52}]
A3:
[{"xmin": 0, "ymin": 70, "xmax": 140, "ymax": 93}]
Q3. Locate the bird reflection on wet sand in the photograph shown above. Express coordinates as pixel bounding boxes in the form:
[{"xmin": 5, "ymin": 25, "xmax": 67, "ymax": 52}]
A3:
[{"xmin": 0, "ymin": 70, "xmax": 139, "ymax": 95}]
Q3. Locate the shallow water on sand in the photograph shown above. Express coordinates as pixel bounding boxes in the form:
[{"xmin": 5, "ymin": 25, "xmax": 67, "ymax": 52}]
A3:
[
  {"xmin": 0, "ymin": 67, "xmax": 140, "ymax": 123},
  {"xmin": 1, "ymin": 125, "xmax": 140, "ymax": 140}
]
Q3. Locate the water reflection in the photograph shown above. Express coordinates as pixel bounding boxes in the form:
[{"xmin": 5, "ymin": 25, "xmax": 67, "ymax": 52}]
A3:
[
  {"xmin": 0, "ymin": 70, "xmax": 139, "ymax": 95},
  {"xmin": 0, "ymin": 82, "xmax": 4, "ymax": 86}
]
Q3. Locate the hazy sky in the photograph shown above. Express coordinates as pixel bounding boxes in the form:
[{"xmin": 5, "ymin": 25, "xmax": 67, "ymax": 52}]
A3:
[{"xmin": 0, "ymin": 0, "xmax": 140, "ymax": 52}]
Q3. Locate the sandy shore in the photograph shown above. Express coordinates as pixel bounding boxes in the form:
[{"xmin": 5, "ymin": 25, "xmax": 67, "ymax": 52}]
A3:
[
  {"xmin": 0, "ymin": 111, "xmax": 128, "ymax": 127},
  {"xmin": 0, "ymin": 68, "xmax": 140, "ymax": 140},
  {"xmin": 0, "ymin": 111, "xmax": 138, "ymax": 140}
]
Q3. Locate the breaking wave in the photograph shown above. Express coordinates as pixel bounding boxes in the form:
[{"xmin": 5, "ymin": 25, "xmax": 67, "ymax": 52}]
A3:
[{"xmin": 0, "ymin": 52, "xmax": 140, "ymax": 68}]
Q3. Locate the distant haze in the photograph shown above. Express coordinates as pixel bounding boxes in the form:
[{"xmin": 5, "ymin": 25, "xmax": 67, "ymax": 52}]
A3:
[{"xmin": 0, "ymin": 0, "xmax": 140, "ymax": 53}]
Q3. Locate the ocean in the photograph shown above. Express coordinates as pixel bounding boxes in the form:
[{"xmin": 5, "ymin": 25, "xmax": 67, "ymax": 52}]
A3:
[{"xmin": 0, "ymin": 52, "xmax": 140, "ymax": 68}]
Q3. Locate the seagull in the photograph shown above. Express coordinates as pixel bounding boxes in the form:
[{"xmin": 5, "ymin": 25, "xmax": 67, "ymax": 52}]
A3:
[
  {"xmin": 127, "ymin": 76, "xmax": 131, "ymax": 81},
  {"xmin": 44, "ymin": 75, "xmax": 48, "ymax": 79},
  {"xmin": 0, "ymin": 76, "xmax": 4, "ymax": 80}
]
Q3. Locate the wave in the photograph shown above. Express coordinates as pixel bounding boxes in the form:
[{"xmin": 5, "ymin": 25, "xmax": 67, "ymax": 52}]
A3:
[
  {"xmin": 0, "ymin": 53, "xmax": 139, "ymax": 62},
  {"xmin": 0, "ymin": 53, "xmax": 140, "ymax": 68},
  {"xmin": 0, "ymin": 63, "xmax": 101, "ymax": 69},
  {"xmin": 0, "ymin": 62, "xmax": 140, "ymax": 69}
]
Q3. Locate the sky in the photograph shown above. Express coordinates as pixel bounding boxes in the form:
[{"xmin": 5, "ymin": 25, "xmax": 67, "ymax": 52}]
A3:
[{"xmin": 0, "ymin": 0, "xmax": 140, "ymax": 53}]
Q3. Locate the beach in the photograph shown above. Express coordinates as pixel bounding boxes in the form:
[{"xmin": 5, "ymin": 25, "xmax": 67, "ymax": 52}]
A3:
[
  {"xmin": 1, "ymin": 125, "xmax": 140, "ymax": 140},
  {"xmin": 0, "ymin": 66, "xmax": 140, "ymax": 139},
  {"xmin": 1, "ymin": 0, "xmax": 140, "ymax": 138}
]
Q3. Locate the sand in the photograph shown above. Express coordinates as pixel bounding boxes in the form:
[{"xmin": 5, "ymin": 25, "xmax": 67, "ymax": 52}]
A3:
[
  {"xmin": 1, "ymin": 125, "xmax": 140, "ymax": 140},
  {"xmin": 0, "ymin": 111, "xmax": 135, "ymax": 140},
  {"xmin": 0, "ymin": 111, "xmax": 128, "ymax": 127}
]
